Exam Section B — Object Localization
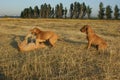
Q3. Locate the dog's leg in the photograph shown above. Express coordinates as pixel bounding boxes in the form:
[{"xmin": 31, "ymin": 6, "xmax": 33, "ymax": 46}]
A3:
[
  {"xmin": 35, "ymin": 39, "xmax": 46, "ymax": 48},
  {"xmin": 36, "ymin": 39, "xmax": 40, "ymax": 46},
  {"xmin": 35, "ymin": 39, "xmax": 46, "ymax": 45},
  {"xmin": 49, "ymin": 38, "xmax": 55, "ymax": 47},
  {"xmin": 87, "ymin": 41, "xmax": 92, "ymax": 49},
  {"xmin": 49, "ymin": 40, "xmax": 54, "ymax": 47},
  {"xmin": 49, "ymin": 34, "xmax": 58, "ymax": 47}
]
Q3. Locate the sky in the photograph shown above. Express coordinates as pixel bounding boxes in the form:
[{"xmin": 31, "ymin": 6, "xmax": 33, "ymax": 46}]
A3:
[{"xmin": 0, "ymin": 0, "xmax": 120, "ymax": 17}]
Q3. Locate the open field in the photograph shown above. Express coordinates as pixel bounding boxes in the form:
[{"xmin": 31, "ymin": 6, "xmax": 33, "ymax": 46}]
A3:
[{"xmin": 0, "ymin": 18, "xmax": 120, "ymax": 80}]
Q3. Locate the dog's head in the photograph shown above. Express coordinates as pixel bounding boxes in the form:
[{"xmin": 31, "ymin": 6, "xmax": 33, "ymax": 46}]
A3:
[
  {"xmin": 80, "ymin": 25, "xmax": 93, "ymax": 34},
  {"xmin": 30, "ymin": 27, "xmax": 41, "ymax": 35}
]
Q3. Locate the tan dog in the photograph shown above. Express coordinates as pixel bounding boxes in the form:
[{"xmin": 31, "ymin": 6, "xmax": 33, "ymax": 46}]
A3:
[
  {"xmin": 18, "ymin": 34, "xmax": 46, "ymax": 52},
  {"xmin": 30, "ymin": 27, "xmax": 58, "ymax": 47},
  {"xmin": 80, "ymin": 25, "xmax": 107, "ymax": 50}
]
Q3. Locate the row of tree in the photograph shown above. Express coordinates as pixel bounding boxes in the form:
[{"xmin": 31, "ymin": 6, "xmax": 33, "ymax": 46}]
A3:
[
  {"xmin": 20, "ymin": 2, "xmax": 120, "ymax": 19},
  {"xmin": 98, "ymin": 2, "xmax": 119, "ymax": 19}
]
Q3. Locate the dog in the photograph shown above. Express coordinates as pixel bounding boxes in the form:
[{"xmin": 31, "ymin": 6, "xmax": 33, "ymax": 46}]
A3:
[
  {"xmin": 18, "ymin": 33, "xmax": 46, "ymax": 52},
  {"xmin": 80, "ymin": 25, "xmax": 107, "ymax": 50},
  {"xmin": 30, "ymin": 27, "xmax": 58, "ymax": 47}
]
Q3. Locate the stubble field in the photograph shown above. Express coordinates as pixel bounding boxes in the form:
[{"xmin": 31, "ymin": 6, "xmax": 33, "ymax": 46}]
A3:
[{"xmin": 0, "ymin": 18, "xmax": 120, "ymax": 80}]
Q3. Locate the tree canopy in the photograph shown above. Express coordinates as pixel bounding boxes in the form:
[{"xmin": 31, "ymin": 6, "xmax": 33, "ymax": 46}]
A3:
[{"xmin": 20, "ymin": 2, "xmax": 120, "ymax": 19}]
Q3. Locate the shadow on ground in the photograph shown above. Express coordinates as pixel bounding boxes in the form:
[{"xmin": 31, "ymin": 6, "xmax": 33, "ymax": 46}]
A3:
[
  {"xmin": 63, "ymin": 38, "xmax": 87, "ymax": 45},
  {"xmin": 10, "ymin": 34, "xmax": 25, "ymax": 49},
  {"xmin": 0, "ymin": 71, "xmax": 12, "ymax": 80}
]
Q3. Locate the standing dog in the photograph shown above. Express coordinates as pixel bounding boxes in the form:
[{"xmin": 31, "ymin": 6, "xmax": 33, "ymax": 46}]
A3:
[
  {"xmin": 30, "ymin": 27, "xmax": 58, "ymax": 47},
  {"xmin": 80, "ymin": 25, "xmax": 107, "ymax": 50}
]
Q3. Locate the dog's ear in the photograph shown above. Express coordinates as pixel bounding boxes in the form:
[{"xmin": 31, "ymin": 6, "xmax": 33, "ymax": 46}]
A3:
[
  {"xmin": 83, "ymin": 25, "xmax": 89, "ymax": 33},
  {"xmin": 35, "ymin": 28, "xmax": 41, "ymax": 34},
  {"xmin": 30, "ymin": 27, "xmax": 38, "ymax": 32},
  {"xmin": 86, "ymin": 25, "xmax": 94, "ymax": 34},
  {"xmin": 80, "ymin": 25, "xmax": 88, "ymax": 33},
  {"xmin": 85, "ymin": 25, "xmax": 88, "ymax": 31}
]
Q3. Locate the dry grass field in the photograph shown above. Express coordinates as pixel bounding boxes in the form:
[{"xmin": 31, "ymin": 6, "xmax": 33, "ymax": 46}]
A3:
[{"xmin": 0, "ymin": 18, "xmax": 120, "ymax": 80}]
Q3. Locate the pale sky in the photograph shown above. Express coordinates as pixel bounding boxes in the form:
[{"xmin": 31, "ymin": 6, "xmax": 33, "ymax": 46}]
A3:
[{"xmin": 0, "ymin": 0, "xmax": 120, "ymax": 17}]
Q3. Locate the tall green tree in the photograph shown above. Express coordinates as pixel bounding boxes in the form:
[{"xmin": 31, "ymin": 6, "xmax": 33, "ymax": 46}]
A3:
[
  {"xmin": 98, "ymin": 2, "xmax": 105, "ymax": 19},
  {"xmin": 114, "ymin": 5, "xmax": 120, "ymax": 19},
  {"xmin": 28, "ymin": 7, "xmax": 33, "ymax": 18},
  {"xmin": 39, "ymin": 4, "xmax": 44, "ymax": 18},
  {"xmin": 34, "ymin": 6, "xmax": 39, "ymax": 18},
  {"xmin": 51, "ymin": 8, "xmax": 55, "ymax": 18},
  {"xmin": 64, "ymin": 7, "xmax": 67, "ymax": 18},
  {"xmin": 20, "ymin": 11, "xmax": 24, "ymax": 18},
  {"xmin": 73, "ymin": 2, "xmax": 78, "ymax": 18},
  {"xmin": 55, "ymin": 4, "xmax": 59, "ymax": 18},
  {"xmin": 46, "ymin": 4, "xmax": 51, "ymax": 18},
  {"xmin": 24, "ymin": 8, "xmax": 29, "ymax": 18},
  {"xmin": 77, "ymin": 2, "xmax": 81, "ymax": 18},
  {"xmin": 81, "ymin": 2, "xmax": 87, "ymax": 18},
  {"xmin": 69, "ymin": 3, "xmax": 73, "ymax": 18},
  {"xmin": 59, "ymin": 3, "xmax": 64, "ymax": 18},
  {"xmin": 70, "ymin": 2, "xmax": 87, "ymax": 19},
  {"xmin": 73, "ymin": 2, "xmax": 81, "ymax": 19},
  {"xmin": 43, "ymin": 3, "xmax": 48, "ymax": 18},
  {"xmin": 106, "ymin": 5, "xmax": 113, "ymax": 19},
  {"xmin": 55, "ymin": 3, "xmax": 64, "ymax": 18},
  {"xmin": 86, "ymin": 6, "xmax": 92, "ymax": 19}
]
